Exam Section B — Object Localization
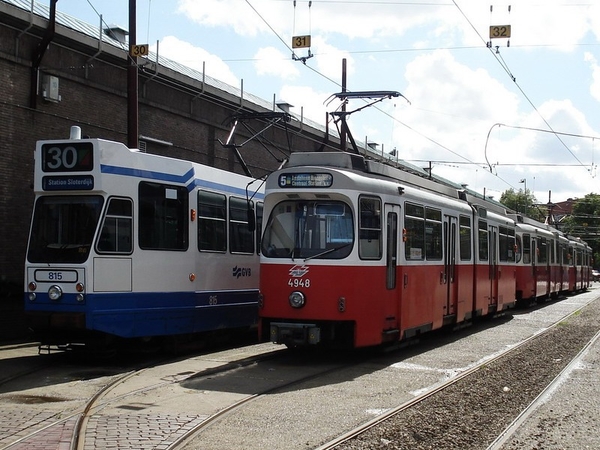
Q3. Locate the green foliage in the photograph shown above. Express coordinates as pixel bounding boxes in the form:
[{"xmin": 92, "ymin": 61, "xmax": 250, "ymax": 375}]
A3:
[
  {"xmin": 499, "ymin": 188, "xmax": 544, "ymax": 221},
  {"xmin": 562, "ymin": 193, "xmax": 600, "ymax": 266}
]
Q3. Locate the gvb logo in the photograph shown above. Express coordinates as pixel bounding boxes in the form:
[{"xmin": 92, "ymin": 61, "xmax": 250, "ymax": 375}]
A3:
[{"xmin": 232, "ymin": 266, "xmax": 252, "ymax": 278}]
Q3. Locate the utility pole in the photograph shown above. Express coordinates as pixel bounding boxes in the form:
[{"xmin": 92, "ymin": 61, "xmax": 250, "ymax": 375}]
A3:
[
  {"xmin": 127, "ymin": 0, "xmax": 138, "ymax": 149},
  {"xmin": 340, "ymin": 59, "xmax": 347, "ymax": 152}
]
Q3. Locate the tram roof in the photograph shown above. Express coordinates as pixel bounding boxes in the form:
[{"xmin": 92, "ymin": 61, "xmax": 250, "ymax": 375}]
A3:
[{"xmin": 286, "ymin": 151, "xmax": 513, "ymax": 217}]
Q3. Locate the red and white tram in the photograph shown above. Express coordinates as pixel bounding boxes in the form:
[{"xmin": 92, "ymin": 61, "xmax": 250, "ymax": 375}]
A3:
[
  {"xmin": 568, "ymin": 236, "xmax": 592, "ymax": 292},
  {"xmin": 258, "ymin": 152, "xmax": 517, "ymax": 349},
  {"xmin": 511, "ymin": 213, "xmax": 592, "ymax": 305}
]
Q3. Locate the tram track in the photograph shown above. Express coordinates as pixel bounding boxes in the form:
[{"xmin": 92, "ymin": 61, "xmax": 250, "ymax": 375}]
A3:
[
  {"xmin": 170, "ymin": 290, "xmax": 600, "ymax": 450},
  {"xmin": 0, "ymin": 291, "xmax": 597, "ymax": 450},
  {"xmin": 315, "ymin": 296, "xmax": 600, "ymax": 450},
  {"xmin": 0, "ymin": 343, "xmax": 284, "ymax": 450},
  {"xmin": 168, "ymin": 358, "xmax": 365, "ymax": 450}
]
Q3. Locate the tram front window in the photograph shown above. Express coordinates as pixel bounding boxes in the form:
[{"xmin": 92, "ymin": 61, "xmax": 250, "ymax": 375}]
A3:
[
  {"xmin": 262, "ymin": 200, "xmax": 354, "ymax": 259},
  {"xmin": 27, "ymin": 195, "xmax": 104, "ymax": 263}
]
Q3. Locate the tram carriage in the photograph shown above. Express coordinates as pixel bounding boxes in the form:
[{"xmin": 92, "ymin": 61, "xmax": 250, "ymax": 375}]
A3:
[
  {"xmin": 510, "ymin": 213, "xmax": 592, "ymax": 305},
  {"xmin": 511, "ymin": 216, "xmax": 561, "ymax": 304},
  {"xmin": 568, "ymin": 237, "xmax": 592, "ymax": 292},
  {"xmin": 24, "ymin": 127, "xmax": 264, "ymax": 350},
  {"xmin": 258, "ymin": 152, "xmax": 518, "ymax": 349}
]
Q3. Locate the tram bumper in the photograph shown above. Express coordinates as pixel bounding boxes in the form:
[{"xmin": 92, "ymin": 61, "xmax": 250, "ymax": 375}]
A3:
[{"xmin": 270, "ymin": 322, "xmax": 321, "ymax": 346}]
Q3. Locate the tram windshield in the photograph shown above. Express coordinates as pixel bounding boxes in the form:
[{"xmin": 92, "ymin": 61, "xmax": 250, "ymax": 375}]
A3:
[
  {"xmin": 261, "ymin": 200, "xmax": 354, "ymax": 260},
  {"xmin": 27, "ymin": 195, "xmax": 104, "ymax": 263}
]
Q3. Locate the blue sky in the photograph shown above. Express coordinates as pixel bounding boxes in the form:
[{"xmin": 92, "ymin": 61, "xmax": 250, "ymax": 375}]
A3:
[{"xmin": 54, "ymin": 0, "xmax": 600, "ymax": 205}]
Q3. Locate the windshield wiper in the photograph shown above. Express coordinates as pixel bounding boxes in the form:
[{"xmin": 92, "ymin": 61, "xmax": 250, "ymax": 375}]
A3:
[{"xmin": 304, "ymin": 243, "xmax": 352, "ymax": 261}]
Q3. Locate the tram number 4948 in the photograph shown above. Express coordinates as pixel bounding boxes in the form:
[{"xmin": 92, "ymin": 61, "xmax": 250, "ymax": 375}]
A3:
[{"xmin": 288, "ymin": 278, "xmax": 311, "ymax": 288}]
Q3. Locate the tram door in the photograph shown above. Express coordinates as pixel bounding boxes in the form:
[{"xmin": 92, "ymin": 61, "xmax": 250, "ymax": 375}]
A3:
[
  {"xmin": 384, "ymin": 204, "xmax": 400, "ymax": 330},
  {"xmin": 443, "ymin": 216, "xmax": 458, "ymax": 317},
  {"xmin": 531, "ymin": 238, "xmax": 539, "ymax": 298},
  {"xmin": 488, "ymin": 225, "xmax": 499, "ymax": 309}
]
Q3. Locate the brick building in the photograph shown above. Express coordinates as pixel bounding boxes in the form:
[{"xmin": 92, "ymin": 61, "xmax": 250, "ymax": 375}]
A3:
[{"xmin": 0, "ymin": 0, "xmax": 337, "ymax": 290}]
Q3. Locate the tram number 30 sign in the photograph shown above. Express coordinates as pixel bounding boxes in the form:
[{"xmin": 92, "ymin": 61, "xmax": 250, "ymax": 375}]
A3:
[{"xmin": 130, "ymin": 44, "xmax": 149, "ymax": 57}]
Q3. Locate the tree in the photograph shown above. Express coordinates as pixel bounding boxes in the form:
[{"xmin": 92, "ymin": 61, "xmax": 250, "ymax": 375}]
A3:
[
  {"xmin": 499, "ymin": 188, "xmax": 544, "ymax": 222},
  {"xmin": 561, "ymin": 193, "xmax": 600, "ymax": 266}
]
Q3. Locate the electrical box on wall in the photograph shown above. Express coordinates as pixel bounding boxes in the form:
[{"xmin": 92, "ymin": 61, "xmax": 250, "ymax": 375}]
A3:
[{"xmin": 41, "ymin": 74, "xmax": 61, "ymax": 102}]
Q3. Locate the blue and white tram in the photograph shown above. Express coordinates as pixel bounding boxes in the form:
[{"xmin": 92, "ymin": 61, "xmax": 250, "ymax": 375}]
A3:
[{"xmin": 25, "ymin": 128, "xmax": 264, "ymax": 350}]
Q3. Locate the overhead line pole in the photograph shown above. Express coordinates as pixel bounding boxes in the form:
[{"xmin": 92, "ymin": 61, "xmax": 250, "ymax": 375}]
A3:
[{"xmin": 128, "ymin": 0, "xmax": 138, "ymax": 149}]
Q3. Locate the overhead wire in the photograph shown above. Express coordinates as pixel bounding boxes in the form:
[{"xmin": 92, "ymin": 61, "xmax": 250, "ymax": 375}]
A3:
[
  {"xmin": 451, "ymin": 0, "xmax": 591, "ymax": 173},
  {"xmin": 242, "ymin": 0, "xmax": 526, "ymax": 192}
]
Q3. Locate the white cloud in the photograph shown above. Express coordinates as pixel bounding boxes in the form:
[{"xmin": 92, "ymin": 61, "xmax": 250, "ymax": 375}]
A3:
[
  {"xmin": 585, "ymin": 52, "xmax": 600, "ymax": 102},
  {"xmin": 395, "ymin": 50, "xmax": 520, "ymax": 160},
  {"xmin": 156, "ymin": 36, "xmax": 239, "ymax": 86},
  {"xmin": 177, "ymin": 0, "xmax": 274, "ymax": 36},
  {"xmin": 279, "ymin": 85, "xmax": 329, "ymax": 126},
  {"xmin": 310, "ymin": 37, "xmax": 355, "ymax": 85},
  {"xmin": 253, "ymin": 47, "xmax": 299, "ymax": 79}
]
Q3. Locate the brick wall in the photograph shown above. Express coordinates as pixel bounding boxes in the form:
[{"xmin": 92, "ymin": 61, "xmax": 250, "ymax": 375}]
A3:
[{"xmin": 0, "ymin": 6, "xmax": 331, "ymax": 287}]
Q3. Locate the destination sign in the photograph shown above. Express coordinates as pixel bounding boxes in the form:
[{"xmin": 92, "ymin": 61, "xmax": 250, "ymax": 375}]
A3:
[
  {"xmin": 42, "ymin": 142, "xmax": 94, "ymax": 172},
  {"xmin": 278, "ymin": 173, "xmax": 333, "ymax": 188},
  {"xmin": 42, "ymin": 175, "xmax": 94, "ymax": 191}
]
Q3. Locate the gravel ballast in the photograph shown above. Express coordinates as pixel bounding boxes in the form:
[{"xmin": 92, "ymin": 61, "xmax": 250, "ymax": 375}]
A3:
[
  {"xmin": 180, "ymin": 290, "xmax": 600, "ymax": 450},
  {"xmin": 337, "ymin": 296, "xmax": 600, "ymax": 449}
]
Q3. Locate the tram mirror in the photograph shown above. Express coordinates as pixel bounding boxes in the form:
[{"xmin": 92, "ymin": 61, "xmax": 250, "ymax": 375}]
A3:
[{"xmin": 247, "ymin": 203, "xmax": 256, "ymax": 232}]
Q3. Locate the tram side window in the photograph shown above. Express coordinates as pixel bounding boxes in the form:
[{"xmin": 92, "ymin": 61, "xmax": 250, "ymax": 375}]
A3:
[
  {"xmin": 523, "ymin": 234, "xmax": 531, "ymax": 264},
  {"xmin": 459, "ymin": 216, "xmax": 472, "ymax": 261},
  {"xmin": 404, "ymin": 203, "xmax": 424, "ymax": 260},
  {"xmin": 499, "ymin": 226, "xmax": 515, "ymax": 262},
  {"xmin": 230, "ymin": 196, "xmax": 254, "ymax": 254},
  {"xmin": 198, "ymin": 191, "xmax": 226, "ymax": 252},
  {"xmin": 538, "ymin": 237, "xmax": 547, "ymax": 264},
  {"xmin": 139, "ymin": 182, "xmax": 188, "ymax": 250},
  {"xmin": 478, "ymin": 220, "xmax": 488, "ymax": 261},
  {"xmin": 515, "ymin": 235, "xmax": 522, "ymax": 263},
  {"xmin": 97, "ymin": 198, "xmax": 133, "ymax": 253},
  {"xmin": 569, "ymin": 246, "xmax": 574, "ymax": 266},
  {"xmin": 359, "ymin": 196, "xmax": 382, "ymax": 259},
  {"xmin": 425, "ymin": 207, "xmax": 442, "ymax": 260}
]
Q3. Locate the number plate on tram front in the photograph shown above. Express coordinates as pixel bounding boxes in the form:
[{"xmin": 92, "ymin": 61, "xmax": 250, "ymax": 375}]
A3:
[{"xmin": 35, "ymin": 270, "xmax": 78, "ymax": 283}]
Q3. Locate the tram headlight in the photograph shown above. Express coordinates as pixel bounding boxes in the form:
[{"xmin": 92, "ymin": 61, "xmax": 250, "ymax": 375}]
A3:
[
  {"xmin": 48, "ymin": 285, "xmax": 63, "ymax": 301},
  {"xmin": 289, "ymin": 291, "xmax": 306, "ymax": 308}
]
